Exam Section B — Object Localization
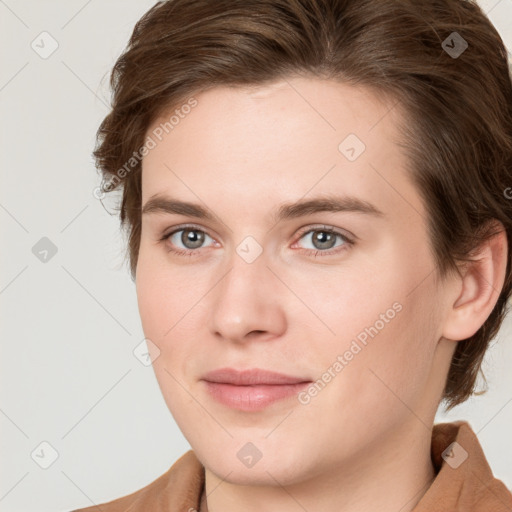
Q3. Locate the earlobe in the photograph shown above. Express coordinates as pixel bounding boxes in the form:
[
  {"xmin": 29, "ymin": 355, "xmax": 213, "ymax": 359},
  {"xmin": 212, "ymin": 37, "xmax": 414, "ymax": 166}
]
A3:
[{"xmin": 442, "ymin": 224, "xmax": 508, "ymax": 342}]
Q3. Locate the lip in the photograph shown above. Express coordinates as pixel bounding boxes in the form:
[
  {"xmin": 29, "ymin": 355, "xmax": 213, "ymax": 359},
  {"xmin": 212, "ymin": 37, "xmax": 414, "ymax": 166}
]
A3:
[
  {"xmin": 201, "ymin": 368, "xmax": 312, "ymax": 411},
  {"xmin": 202, "ymin": 367, "xmax": 310, "ymax": 385}
]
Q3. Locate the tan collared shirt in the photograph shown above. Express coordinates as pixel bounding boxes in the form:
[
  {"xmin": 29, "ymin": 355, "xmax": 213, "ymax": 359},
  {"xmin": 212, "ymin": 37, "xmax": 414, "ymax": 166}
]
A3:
[{"xmin": 71, "ymin": 421, "xmax": 512, "ymax": 511}]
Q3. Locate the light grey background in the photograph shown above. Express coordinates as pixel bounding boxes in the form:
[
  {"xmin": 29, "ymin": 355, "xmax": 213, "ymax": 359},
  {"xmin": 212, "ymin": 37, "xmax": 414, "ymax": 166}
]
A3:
[{"xmin": 1, "ymin": 1, "xmax": 511, "ymax": 511}]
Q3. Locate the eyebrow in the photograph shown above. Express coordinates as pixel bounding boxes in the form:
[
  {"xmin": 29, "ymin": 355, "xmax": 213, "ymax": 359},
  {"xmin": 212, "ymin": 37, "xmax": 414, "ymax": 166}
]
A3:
[{"xmin": 141, "ymin": 193, "xmax": 384, "ymax": 223}]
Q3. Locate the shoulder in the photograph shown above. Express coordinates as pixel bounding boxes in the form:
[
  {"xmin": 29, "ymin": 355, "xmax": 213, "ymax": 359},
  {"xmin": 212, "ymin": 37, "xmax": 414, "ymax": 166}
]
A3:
[{"xmin": 70, "ymin": 450, "xmax": 204, "ymax": 512}]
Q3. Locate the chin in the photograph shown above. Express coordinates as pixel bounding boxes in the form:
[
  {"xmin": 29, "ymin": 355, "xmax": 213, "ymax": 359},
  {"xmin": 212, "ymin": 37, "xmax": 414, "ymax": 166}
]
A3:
[{"xmin": 198, "ymin": 444, "xmax": 310, "ymax": 486}]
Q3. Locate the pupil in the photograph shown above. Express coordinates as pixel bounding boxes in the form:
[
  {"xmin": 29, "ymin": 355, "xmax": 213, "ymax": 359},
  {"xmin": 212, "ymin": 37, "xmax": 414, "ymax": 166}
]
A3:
[
  {"xmin": 315, "ymin": 231, "xmax": 334, "ymax": 249},
  {"xmin": 184, "ymin": 229, "xmax": 204, "ymax": 249}
]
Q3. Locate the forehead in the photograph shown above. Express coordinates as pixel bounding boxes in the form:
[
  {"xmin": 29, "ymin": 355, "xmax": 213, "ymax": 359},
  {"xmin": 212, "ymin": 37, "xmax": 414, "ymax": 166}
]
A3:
[{"xmin": 141, "ymin": 77, "xmax": 422, "ymax": 223}]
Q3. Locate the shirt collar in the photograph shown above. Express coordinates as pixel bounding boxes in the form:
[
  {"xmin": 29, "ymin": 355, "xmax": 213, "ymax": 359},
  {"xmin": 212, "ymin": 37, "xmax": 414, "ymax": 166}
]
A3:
[{"xmin": 411, "ymin": 420, "xmax": 512, "ymax": 511}]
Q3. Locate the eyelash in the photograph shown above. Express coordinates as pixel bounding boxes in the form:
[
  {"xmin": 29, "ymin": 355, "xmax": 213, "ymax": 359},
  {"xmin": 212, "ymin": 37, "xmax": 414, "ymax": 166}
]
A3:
[{"xmin": 158, "ymin": 224, "xmax": 354, "ymax": 258}]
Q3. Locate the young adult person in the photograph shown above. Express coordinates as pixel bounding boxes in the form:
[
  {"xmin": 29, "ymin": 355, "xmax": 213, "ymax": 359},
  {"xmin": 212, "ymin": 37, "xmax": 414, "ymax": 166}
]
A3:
[{"xmin": 73, "ymin": 0, "xmax": 512, "ymax": 510}]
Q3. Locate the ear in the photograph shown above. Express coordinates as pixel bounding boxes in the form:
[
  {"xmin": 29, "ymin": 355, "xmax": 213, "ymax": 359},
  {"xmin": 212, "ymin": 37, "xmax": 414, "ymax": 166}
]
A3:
[{"xmin": 441, "ymin": 222, "xmax": 508, "ymax": 342}]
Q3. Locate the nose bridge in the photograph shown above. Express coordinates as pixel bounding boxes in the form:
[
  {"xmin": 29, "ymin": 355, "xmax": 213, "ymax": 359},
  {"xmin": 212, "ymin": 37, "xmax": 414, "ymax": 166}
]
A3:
[
  {"xmin": 217, "ymin": 246, "xmax": 272, "ymax": 314},
  {"xmin": 218, "ymin": 232, "xmax": 269, "ymax": 298}
]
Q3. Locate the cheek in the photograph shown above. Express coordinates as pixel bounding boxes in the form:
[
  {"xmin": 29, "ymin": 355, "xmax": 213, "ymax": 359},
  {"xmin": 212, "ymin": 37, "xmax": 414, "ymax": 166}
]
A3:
[
  {"xmin": 308, "ymin": 254, "xmax": 439, "ymax": 407},
  {"xmin": 305, "ymin": 299, "xmax": 437, "ymax": 445},
  {"xmin": 352, "ymin": 288, "xmax": 437, "ymax": 410},
  {"xmin": 136, "ymin": 239, "xmax": 186, "ymax": 322},
  {"xmin": 136, "ymin": 274, "xmax": 167, "ymax": 338},
  {"xmin": 136, "ymin": 259, "xmax": 198, "ymax": 417},
  {"xmin": 136, "ymin": 246, "xmax": 178, "ymax": 345},
  {"xmin": 135, "ymin": 248, "xmax": 206, "ymax": 376}
]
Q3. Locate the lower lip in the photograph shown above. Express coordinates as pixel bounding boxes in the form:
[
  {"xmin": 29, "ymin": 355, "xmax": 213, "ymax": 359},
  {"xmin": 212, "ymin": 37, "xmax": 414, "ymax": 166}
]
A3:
[{"xmin": 202, "ymin": 381, "xmax": 311, "ymax": 411}]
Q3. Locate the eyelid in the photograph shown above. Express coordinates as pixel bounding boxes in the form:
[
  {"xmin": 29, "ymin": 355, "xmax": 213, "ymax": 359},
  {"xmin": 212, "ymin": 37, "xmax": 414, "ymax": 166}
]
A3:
[
  {"xmin": 294, "ymin": 224, "xmax": 355, "ymax": 243},
  {"xmin": 160, "ymin": 223, "xmax": 215, "ymax": 240}
]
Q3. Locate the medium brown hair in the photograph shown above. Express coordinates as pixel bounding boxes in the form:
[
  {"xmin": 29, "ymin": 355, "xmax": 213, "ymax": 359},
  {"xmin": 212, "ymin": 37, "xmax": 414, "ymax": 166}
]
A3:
[{"xmin": 93, "ymin": 0, "xmax": 512, "ymax": 410}]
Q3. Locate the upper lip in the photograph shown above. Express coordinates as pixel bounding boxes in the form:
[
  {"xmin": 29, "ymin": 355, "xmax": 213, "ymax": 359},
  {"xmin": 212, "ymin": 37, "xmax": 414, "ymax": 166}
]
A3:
[{"xmin": 201, "ymin": 368, "xmax": 311, "ymax": 385}]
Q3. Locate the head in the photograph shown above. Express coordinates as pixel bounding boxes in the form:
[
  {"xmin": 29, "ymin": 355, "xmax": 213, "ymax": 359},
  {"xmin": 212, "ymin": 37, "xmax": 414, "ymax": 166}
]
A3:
[{"xmin": 94, "ymin": 0, "xmax": 512, "ymax": 484}]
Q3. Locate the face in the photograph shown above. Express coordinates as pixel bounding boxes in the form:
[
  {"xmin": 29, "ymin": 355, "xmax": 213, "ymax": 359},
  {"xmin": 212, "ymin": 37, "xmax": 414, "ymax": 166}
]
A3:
[{"xmin": 136, "ymin": 77, "xmax": 456, "ymax": 486}]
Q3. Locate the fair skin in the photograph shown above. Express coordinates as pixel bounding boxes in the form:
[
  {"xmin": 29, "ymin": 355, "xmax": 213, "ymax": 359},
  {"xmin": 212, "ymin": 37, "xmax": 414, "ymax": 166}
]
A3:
[{"xmin": 136, "ymin": 77, "xmax": 507, "ymax": 512}]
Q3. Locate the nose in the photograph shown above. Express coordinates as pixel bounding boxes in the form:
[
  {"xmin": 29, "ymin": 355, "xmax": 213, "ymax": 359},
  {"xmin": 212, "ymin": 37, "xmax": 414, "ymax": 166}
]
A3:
[{"xmin": 208, "ymin": 252, "xmax": 287, "ymax": 344}]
